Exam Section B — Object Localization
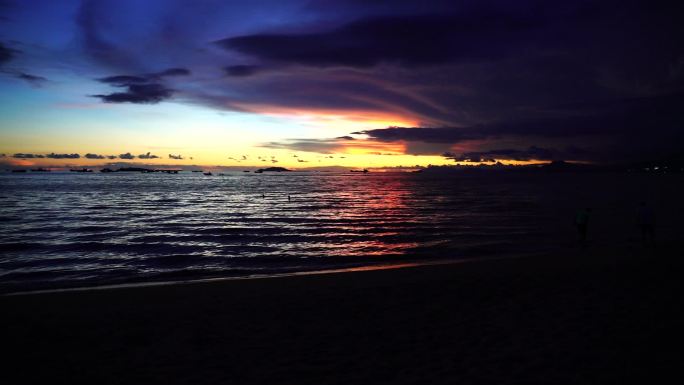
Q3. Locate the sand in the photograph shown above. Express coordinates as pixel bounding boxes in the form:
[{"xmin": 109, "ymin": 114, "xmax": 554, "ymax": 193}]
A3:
[{"xmin": 3, "ymin": 243, "xmax": 682, "ymax": 384}]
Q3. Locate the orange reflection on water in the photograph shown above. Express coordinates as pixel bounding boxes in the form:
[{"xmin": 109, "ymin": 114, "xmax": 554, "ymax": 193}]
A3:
[{"xmin": 309, "ymin": 173, "xmax": 421, "ymax": 256}]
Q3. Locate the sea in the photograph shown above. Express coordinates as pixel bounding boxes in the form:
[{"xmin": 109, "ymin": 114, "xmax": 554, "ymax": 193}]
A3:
[{"xmin": 1, "ymin": 170, "xmax": 681, "ymax": 293}]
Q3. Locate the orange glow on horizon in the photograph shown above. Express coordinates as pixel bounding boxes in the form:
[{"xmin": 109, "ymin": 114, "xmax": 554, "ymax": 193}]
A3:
[{"xmin": 231, "ymin": 103, "xmax": 419, "ymax": 131}]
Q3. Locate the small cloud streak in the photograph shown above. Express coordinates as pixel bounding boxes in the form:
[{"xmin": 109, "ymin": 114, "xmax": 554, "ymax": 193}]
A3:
[
  {"xmin": 260, "ymin": 136, "xmax": 405, "ymax": 155},
  {"xmin": 443, "ymin": 147, "xmax": 555, "ymax": 162},
  {"xmin": 15, "ymin": 72, "xmax": 47, "ymax": 85}
]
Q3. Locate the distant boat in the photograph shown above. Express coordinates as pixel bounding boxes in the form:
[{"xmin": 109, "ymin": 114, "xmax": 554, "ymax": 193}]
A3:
[
  {"xmin": 30, "ymin": 168, "xmax": 50, "ymax": 172},
  {"xmin": 350, "ymin": 169, "xmax": 369, "ymax": 173},
  {"xmin": 243, "ymin": 170, "xmax": 250, "ymax": 173},
  {"xmin": 254, "ymin": 170, "xmax": 263, "ymax": 173},
  {"xmin": 203, "ymin": 172, "xmax": 212, "ymax": 176},
  {"xmin": 70, "ymin": 168, "xmax": 93, "ymax": 173},
  {"xmin": 11, "ymin": 169, "xmax": 27, "ymax": 173},
  {"xmin": 191, "ymin": 170, "xmax": 203, "ymax": 173}
]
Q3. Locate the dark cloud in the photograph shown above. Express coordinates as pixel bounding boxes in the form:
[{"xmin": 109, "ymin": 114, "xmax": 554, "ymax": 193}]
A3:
[
  {"xmin": 93, "ymin": 83, "xmax": 173, "ymax": 104},
  {"xmin": 46, "ymin": 153, "xmax": 80, "ymax": 159},
  {"xmin": 0, "ymin": 40, "xmax": 48, "ymax": 85},
  {"xmin": 93, "ymin": 67, "xmax": 189, "ymax": 104},
  {"xmin": 352, "ymin": 92, "xmax": 684, "ymax": 161},
  {"xmin": 13, "ymin": 153, "xmax": 45, "ymax": 159},
  {"xmin": 85, "ymin": 153, "xmax": 106, "ymax": 159},
  {"xmin": 168, "ymin": 154, "xmax": 183, "ymax": 160},
  {"xmin": 354, "ymin": 126, "xmax": 477, "ymax": 144},
  {"xmin": 137, "ymin": 152, "xmax": 159, "ymax": 159},
  {"xmin": 260, "ymin": 92, "xmax": 684, "ymax": 162},
  {"xmin": 4, "ymin": 0, "xmax": 684, "ymax": 164},
  {"xmin": 0, "ymin": 41, "xmax": 16, "ymax": 65},
  {"xmin": 76, "ymin": 0, "xmax": 134, "ymax": 69},
  {"xmin": 217, "ymin": 13, "xmax": 537, "ymax": 68},
  {"xmin": 443, "ymin": 145, "xmax": 597, "ymax": 162},
  {"xmin": 15, "ymin": 72, "xmax": 47, "ymax": 85},
  {"xmin": 206, "ymin": 0, "xmax": 684, "ymax": 163},
  {"xmin": 224, "ymin": 65, "xmax": 260, "ymax": 77},
  {"xmin": 444, "ymin": 146, "xmax": 558, "ymax": 162},
  {"xmin": 118, "ymin": 152, "xmax": 135, "ymax": 160}
]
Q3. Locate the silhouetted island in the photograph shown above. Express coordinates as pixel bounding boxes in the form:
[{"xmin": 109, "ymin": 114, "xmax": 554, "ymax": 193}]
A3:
[
  {"xmin": 255, "ymin": 167, "xmax": 291, "ymax": 172},
  {"xmin": 115, "ymin": 167, "xmax": 152, "ymax": 172}
]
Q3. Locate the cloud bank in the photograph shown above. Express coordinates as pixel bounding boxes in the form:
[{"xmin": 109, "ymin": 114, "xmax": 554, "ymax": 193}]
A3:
[{"xmin": 2, "ymin": 0, "xmax": 683, "ymax": 163}]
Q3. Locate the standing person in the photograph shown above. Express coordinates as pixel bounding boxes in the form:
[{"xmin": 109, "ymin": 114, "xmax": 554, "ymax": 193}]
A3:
[
  {"xmin": 636, "ymin": 201, "xmax": 655, "ymax": 245},
  {"xmin": 575, "ymin": 207, "xmax": 591, "ymax": 245}
]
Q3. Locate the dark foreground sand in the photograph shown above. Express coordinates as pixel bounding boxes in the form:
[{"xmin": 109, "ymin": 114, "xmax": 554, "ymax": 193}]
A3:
[{"xmin": 3, "ymin": 244, "xmax": 682, "ymax": 385}]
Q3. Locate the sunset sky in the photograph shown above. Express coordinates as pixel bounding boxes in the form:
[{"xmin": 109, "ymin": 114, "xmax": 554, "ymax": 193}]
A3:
[{"xmin": 1, "ymin": 0, "xmax": 682, "ymax": 168}]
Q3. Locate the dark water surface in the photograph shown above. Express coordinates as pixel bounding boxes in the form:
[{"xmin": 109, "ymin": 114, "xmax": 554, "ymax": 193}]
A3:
[{"xmin": 1, "ymin": 171, "xmax": 681, "ymax": 293}]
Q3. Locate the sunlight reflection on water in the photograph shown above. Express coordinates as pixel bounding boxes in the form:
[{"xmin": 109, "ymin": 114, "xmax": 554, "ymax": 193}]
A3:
[{"xmin": 7, "ymin": 170, "xmax": 658, "ymax": 291}]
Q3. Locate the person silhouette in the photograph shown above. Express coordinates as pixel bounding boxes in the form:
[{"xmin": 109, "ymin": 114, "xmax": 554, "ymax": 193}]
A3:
[
  {"xmin": 575, "ymin": 207, "xmax": 591, "ymax": 245},
  {"xmin": 636, "ymin": 201, "xmax": 655, "ymax": 245}
]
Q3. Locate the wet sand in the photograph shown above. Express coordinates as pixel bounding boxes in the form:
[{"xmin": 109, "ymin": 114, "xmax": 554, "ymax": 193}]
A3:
[{"xmin": 3, "ymin": 243, "xmax": 682, "ymax": 384}]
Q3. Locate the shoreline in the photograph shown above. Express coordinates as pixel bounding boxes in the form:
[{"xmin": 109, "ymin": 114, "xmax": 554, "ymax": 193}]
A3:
[{"xmin": 3, "ymin": 255, "xmax": 526, "ymax": 297}]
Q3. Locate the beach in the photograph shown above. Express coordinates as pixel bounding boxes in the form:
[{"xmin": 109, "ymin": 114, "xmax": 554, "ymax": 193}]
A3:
[{"xmin": 3, "ymin": 243, "xmax": 681, "ymax": 384}]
